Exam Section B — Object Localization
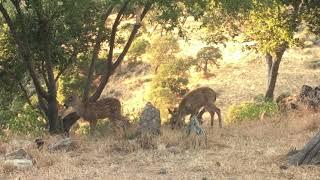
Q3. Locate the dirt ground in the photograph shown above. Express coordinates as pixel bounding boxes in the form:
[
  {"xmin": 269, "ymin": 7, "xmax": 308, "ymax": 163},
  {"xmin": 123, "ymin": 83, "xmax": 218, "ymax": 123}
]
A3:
[{"xmin": 2, "ymin": 111, "xmax": 320, "ymax": 180}]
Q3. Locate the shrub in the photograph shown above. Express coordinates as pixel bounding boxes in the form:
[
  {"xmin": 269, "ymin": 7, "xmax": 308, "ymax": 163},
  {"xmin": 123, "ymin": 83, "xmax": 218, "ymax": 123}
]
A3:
[
  {"xmin": 127, "ymin": 37, "xmax": 150, "ymax": 62},
  {"xmin": 147, "ymin": 57, "xmax": 193, "ymax": 120},
  {"xmin": 0, "ymin": 102, "xmax": 45, "ymax": 136},
  {"xmin": 225, "ymin": 100, "xmax": 278, "ymax": 124}
]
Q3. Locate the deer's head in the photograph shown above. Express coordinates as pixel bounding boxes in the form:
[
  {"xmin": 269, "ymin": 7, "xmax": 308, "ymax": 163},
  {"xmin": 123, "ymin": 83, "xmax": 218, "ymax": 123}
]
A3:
[
  {"xmin": 64, "ymin": 95, "xmax": 81, "ymax": 108},
  {"xmin": 168, "ymin": 107, "xmax": 180, "ymax": 129}
]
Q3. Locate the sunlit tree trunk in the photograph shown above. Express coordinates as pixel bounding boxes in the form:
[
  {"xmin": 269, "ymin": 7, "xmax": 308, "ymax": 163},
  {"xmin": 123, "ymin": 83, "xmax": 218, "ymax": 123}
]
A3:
[
  {"xmin": 204, "ymin": 60, "xmax": 208, "ymax": 76},
  {"xmin": 265, "ymin": 46, "xmax": 286, "ymax": 100}
]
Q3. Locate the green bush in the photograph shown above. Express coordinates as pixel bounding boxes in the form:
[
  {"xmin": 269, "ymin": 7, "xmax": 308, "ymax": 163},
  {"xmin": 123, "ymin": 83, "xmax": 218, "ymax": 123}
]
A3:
[
  {"xmin": 225, "ymin": 100, "xmax": 278, "ymax": 124},
  {"xmin": 0, "ymin": 102, "xmax": 45, "ymax": 136}
]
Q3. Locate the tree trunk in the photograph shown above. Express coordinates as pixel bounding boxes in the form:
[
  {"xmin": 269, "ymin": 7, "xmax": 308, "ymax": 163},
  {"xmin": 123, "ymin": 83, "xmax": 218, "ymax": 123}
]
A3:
[
  {"xmin": 265, "ymin": 49, "xmax": 286, "ymax": 100},
  {"xmin": 47, "ymin": 96, "xmax": 60, "ymax": 133},
  {"xmin": 288, "ymin": 131, "xmax": 320, "ymax": 165},
  {"xmin": 204, "ymin": 60, "xmax": 208, "ymax": 76},
  {"xmin": 38, "ymin": 96, "xmax": 49, "ymax": 128},
  {"xmin": 265, "ymin": 53, "xmax": 272, "ymax": 86}
]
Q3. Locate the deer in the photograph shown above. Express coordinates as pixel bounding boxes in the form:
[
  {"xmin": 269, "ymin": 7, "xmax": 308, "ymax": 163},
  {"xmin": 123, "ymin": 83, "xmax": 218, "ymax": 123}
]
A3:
[
  {"xmin": 63, "ymin": 95, "xmax": 124, "ymax": 133},
  {"xmin": 168, "ymin": 87, "xmax": 222, "ymax": 129},
  {"xmin": 57, "ymin": 104, "xmax": 80, "ymax": 136}
]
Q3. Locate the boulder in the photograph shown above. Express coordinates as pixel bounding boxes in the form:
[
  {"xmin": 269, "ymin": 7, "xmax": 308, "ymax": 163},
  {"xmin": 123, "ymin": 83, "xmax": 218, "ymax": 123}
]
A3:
[
  {"xmin": 277, "ymin": 85, "xmax": 320, "ymax": 111},
  {"xmin": 300, "ymin": 85, "xmax": 320, "ymax": 109},
  {"xmin": 137, "ymin": 102, "xmax": 161, "ymax": 136}
]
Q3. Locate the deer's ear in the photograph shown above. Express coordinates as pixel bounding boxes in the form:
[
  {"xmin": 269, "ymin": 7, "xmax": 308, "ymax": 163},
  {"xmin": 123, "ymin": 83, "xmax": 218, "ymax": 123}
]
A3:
[{"xmin": 168, "ymin": 108, "xmax": 173, "ymax": 114}]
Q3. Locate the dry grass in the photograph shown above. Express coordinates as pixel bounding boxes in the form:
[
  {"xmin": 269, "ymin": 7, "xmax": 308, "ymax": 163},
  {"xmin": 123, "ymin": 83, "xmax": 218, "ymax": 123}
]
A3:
[{"xmin": 1, "ymin": 112, "xmax": 320, "ymax": 179}]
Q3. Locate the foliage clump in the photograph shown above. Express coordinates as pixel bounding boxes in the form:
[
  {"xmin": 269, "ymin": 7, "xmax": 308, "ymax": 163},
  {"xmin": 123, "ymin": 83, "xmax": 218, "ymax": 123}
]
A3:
[
  {"xmin": 194, "ymin": 46, "xmax": 221, "ymax": 75},
  {"xmin": 146, "ymin": 35, "xmax": 180, "ymax": 72},
  {"xmin": 225, "ymin": 99, "xmax": 278, "ymax": 124},
  {"xmin": 0, "ymin": 98, "xmax": 45, "ymax": 136},
  {"xmin": 128, "ymin": 37, "xmax": 150, "ymax": 62}
]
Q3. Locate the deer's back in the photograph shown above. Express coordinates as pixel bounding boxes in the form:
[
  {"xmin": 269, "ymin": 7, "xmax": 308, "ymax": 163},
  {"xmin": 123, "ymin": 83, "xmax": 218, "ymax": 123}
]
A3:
[
  {"xmin": 179, "ymin": 87, "xmax": 217, "ymax": 114},
  {"xmin": 87, "ymin": 97, "xmax": 122, "ymax": 120}
]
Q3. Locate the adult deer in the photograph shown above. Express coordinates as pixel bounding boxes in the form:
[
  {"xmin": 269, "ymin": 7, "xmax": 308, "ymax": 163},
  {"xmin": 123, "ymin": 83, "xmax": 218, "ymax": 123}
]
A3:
[
  {"xmin": 64, "ymin": 95, "xmax": 124, "ymax": 132},
  {"xmin": 168, "ymin": 87, "xmax": 222, "ymax": 129}
]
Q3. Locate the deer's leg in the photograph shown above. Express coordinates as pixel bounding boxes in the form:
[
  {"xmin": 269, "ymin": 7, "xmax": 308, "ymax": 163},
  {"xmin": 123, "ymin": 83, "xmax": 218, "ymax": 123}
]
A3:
[
  {"xmin": 197, "ymin": 108, "xmax": 206, "ymax": 124},
  {"xmin": 204, "ymin": 105, "xmax": 215, "ymax": 127},
  {"xmin": 90, "ymin": 119, "xmax": 97, "ymax": 134},
  {"xmin": 213, "ymin": 105, "xmax": 222, "ymax": 128},
  {"xmin": 178, "ymin": 117, "xmax": 184, "ymax": 128},
  {"xmin": 206, "ymin": 104, "xmax": 222, "ymax": 128}
]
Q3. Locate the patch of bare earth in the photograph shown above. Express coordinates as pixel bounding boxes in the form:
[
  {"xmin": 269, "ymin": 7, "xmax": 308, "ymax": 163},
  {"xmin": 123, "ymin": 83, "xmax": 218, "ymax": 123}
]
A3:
[{"xmin": 1, "ymin": 111, "xmax": 320, "ymax": 179}]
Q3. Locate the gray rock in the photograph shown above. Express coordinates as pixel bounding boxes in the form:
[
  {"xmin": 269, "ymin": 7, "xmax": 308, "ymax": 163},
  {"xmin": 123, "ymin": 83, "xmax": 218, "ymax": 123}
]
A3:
[
  {"xmin": 300, "ymin": 85, "xmax": 320, "ymax": 108},
  {"xmin": 187, "ymin": 115, "xmax": 206, "ymax": 136},
  {"xmin": 3, "ymin": 149, "xmax": 34, "ymax": 170},
  {"xmin": 137, "ymin": 102, "xmax": 161, "ymax": 135},
  {"xmin": 5, "ymin": 148, "xmax": 32, "ymax": 160},
  {"xmin": 48, "ymin": 138, "xmax": 75, "ymax": 151},
  {"xmin": 3, "ymin": 159, "xmax": 33, "ymax": 170}
]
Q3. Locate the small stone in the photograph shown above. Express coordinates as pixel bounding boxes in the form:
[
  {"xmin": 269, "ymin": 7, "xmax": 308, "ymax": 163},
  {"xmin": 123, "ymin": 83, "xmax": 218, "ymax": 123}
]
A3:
[
  {"xmin": 35, "ymin": 138, "xmax": 44, "ymax": 150},
  {"xmin": 279, "ymin": 165, "xmax": 288, "ymax": 170},
  {"xmin": 216, "ymin": 161, "xmax": 221, "ymax": 167},
  {"xmin": 158, "ymin": 168, "xmax": 167, "ymax": 175},
  {"xmin": 167, "ymin": 146, "xmax": 181, "ymax": 154}
]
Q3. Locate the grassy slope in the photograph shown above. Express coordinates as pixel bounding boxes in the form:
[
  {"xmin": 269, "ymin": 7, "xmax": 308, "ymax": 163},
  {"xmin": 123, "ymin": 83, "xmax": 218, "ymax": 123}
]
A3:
[{"xmin": 103, "ymin": 42, "xmax": 320, "ymax": 116}]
